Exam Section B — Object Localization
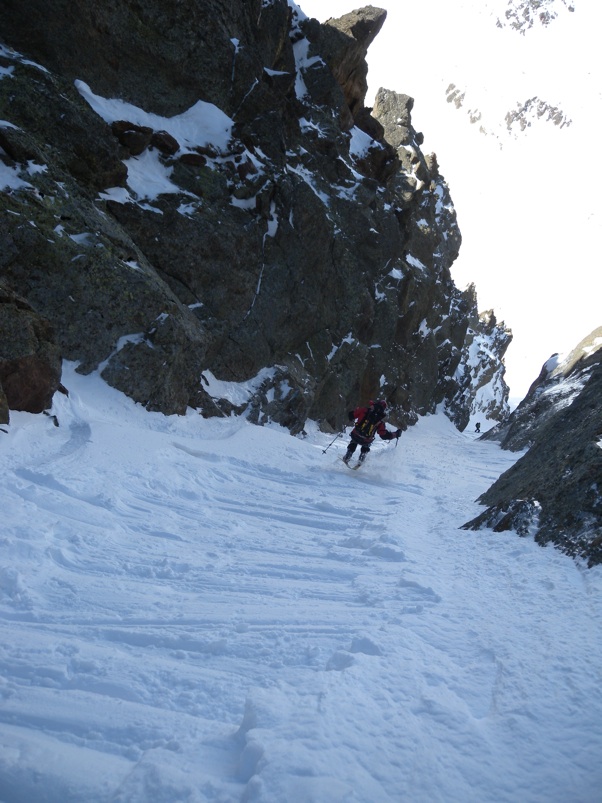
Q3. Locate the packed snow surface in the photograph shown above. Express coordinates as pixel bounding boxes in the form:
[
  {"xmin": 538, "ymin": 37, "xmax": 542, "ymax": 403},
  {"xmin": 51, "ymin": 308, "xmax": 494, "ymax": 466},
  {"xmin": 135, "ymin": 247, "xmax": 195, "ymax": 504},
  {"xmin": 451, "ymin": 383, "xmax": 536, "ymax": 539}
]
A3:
[{"xmin": 1, "ymin": 365, "xmax": 601, "ymax": 802}]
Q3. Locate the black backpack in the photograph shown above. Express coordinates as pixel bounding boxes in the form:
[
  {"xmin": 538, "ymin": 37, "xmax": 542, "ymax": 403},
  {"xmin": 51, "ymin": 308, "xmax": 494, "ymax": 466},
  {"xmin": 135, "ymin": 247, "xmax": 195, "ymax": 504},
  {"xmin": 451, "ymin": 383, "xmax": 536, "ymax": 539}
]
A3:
[{"xmin": 356, "ymin": 405, "xmax": 385, "ymax": 439}]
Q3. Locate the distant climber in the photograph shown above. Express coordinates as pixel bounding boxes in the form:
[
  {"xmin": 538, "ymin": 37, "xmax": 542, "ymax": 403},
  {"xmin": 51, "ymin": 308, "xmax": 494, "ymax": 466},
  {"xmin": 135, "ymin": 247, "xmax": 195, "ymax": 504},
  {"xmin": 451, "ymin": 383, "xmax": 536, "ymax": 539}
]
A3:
[
  {"xmin": 343, "ymin": 400, "xmax": 401, "ymax": 467},
  {"xmin": 475, "ymin": 422, "xmax": 481, "ymax": 433}
]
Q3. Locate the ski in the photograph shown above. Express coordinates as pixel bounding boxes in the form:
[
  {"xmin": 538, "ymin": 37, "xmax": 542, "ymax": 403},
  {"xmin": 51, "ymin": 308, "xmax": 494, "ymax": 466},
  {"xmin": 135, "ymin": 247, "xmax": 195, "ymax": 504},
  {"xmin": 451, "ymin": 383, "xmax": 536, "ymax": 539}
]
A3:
[{"xmin": 342, "ymin": 458, "xmax": 364, "ymax": 470}]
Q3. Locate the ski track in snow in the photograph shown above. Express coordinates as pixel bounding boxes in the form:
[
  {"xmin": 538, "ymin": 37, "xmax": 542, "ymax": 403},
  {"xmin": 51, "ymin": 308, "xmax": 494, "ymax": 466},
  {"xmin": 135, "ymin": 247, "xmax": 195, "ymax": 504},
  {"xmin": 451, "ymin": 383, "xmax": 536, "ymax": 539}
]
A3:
[{"xmin": 0, "ymin": 364, "xmax": 601, "ymax": 802}]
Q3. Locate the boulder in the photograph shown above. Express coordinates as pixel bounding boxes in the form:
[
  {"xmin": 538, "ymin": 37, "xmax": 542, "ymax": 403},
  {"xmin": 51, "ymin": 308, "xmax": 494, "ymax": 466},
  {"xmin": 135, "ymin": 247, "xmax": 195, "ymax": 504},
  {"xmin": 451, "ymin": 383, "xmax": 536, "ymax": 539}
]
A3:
[{"xmin": 0, "ymin": 285, "xmax": 62, "ymax": 415}]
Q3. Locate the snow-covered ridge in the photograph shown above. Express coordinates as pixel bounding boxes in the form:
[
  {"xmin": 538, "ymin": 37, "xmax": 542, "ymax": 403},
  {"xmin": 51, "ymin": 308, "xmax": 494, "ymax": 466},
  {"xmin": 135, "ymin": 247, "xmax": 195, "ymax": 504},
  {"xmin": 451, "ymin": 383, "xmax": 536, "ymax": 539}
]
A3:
[{"xmin": 496, "ymin": 0, "xmax": 575, "ymax": 34}]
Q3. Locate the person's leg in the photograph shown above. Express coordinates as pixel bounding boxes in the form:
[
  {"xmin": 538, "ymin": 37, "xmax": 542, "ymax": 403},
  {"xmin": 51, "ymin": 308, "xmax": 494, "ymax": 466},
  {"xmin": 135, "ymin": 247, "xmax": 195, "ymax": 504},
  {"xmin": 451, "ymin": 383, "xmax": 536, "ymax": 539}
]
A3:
[
  {"xmin": 358, "ymin": 445, "xmax": 370, "ymax": 462},
  {"xmin": 343, "ymin": 441, "xmax": 358, "ymax": 463}
]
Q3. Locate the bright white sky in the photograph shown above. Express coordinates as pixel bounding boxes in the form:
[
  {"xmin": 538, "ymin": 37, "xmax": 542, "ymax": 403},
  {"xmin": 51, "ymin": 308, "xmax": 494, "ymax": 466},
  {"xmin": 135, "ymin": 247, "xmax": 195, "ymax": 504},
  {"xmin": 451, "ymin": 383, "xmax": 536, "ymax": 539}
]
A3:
[{"xmin": 298, "ymin": 0, "xmax": 602, "ymax": 399}]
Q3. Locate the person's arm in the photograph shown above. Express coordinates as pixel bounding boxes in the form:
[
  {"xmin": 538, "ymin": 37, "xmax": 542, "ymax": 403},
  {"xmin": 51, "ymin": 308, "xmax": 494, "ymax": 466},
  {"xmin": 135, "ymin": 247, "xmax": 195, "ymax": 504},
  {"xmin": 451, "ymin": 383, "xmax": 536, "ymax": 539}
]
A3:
[{"xmin": 378, "ymin": 422, "xmax": 402, "ymax": 440}]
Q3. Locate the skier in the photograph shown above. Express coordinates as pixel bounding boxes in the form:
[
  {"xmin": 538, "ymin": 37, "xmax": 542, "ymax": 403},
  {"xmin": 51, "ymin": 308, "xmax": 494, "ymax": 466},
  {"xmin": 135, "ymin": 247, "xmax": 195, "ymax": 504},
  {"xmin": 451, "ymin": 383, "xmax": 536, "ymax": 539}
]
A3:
[
  {"xmin": 475, "ymin": 422, "xmax": 481, "ymax": 433},
  {"xmin": 343, "ymin": 399, "xmax": 401, "ymax": 466}
]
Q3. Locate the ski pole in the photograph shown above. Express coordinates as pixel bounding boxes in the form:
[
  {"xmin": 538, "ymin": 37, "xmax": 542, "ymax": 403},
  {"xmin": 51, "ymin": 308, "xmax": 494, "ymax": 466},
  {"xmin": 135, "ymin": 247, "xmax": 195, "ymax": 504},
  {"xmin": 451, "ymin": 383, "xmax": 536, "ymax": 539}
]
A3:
[{"xmin": 322, "ymin": 429, "xmax": 345, "ymax": 454}]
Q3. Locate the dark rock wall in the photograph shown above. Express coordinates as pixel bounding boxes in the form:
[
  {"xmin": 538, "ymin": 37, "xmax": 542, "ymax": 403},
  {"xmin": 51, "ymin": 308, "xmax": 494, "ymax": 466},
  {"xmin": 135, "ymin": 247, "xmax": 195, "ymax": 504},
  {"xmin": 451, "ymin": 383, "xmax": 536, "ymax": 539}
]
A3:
[
  {"xmin": 0, "ymin": 0, "xmax": 509, "ymax": 432},
  {"xmin": 465, "ymin": 329, "xmax": 602, "ymax": 566},
  {"xmin": 0, "ymin": 0, "xmax": 287, "ymax": 119},
  {"xmin": 445, "ymin": 302, "xmax": 512, "ymax": 431},
  {"xmin": 0, "ymin": 284, "xmax": 62, "ymax": 418}
]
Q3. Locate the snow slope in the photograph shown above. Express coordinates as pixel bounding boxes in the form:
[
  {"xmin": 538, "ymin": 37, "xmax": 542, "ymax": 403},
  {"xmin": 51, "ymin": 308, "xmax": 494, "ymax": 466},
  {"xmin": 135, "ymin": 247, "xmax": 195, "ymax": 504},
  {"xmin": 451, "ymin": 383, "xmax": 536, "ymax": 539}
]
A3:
[{"xmin": 1, "ymin": 364, "xmax": 601, "ymax": 802}]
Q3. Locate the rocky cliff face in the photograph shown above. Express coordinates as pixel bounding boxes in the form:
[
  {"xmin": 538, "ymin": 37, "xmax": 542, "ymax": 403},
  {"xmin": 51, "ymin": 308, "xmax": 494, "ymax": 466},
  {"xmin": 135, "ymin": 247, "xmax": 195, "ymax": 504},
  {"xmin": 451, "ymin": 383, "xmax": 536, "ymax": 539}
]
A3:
[
  {"xmin": 445, "ymin": 300, "xmax": 512, "ymax": 431},
  {"xmin": 465, "ymin": 328, "xmax": 602, "ymax": 566},
  {"xmin": 0, "ymin": 0, "xmax": 509, "ymax": 433}
]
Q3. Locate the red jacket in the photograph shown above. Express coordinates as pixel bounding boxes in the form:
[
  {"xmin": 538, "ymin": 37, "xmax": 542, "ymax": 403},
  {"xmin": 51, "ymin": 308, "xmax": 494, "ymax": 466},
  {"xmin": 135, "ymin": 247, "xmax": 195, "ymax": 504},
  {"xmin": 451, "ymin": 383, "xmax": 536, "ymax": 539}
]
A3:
[{"xmin": 349, "ymin": 406, "xmax": 396, "ymax": 444}]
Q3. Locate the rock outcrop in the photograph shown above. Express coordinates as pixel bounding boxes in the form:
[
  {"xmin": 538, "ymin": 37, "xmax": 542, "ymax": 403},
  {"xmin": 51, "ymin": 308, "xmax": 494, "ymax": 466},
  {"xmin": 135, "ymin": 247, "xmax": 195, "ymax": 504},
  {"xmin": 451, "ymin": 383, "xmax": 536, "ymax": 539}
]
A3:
[
  {"xmin": 445, "ymin": 299, "xmax": 512, "ymax": 431},
  {"xmin": 0, "ymin": 284, "xmax": 63, "ymax": 421},
  {"xmin": 309, "ymin": 6, "xmax": 387, "ymax": 130},
  {"xmin": 0, "ymin": 0, "xmax": 510, "ymax": 433},
  {"xmin": 464, "ymin": 328, "xmax": 602, "ymax": 566}
]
